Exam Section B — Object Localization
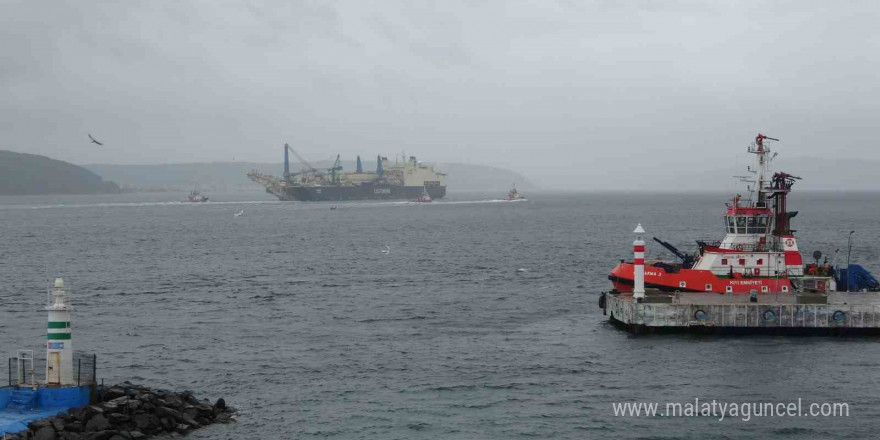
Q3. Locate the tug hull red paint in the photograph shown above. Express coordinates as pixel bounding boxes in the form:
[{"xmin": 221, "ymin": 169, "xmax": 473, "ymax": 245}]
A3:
[{"xmin": 609, "ymin": 262, "xmax": 792, "ymax": 294}]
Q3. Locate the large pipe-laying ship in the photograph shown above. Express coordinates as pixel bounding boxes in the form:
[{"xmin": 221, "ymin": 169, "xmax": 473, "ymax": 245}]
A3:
[{"xmin": 247, "ymin": 144, "xmax": 447, "ymax": 201}]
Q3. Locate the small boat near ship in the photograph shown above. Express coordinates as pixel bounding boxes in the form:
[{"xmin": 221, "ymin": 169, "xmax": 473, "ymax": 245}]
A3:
[
  {"xmin": 504, "ymin": 184, "xmax": 525, "ymax": 201},
  {"xmin": 184, "ymin": 189, "xmax": 209, "ymax": 203},
  {"xmin": 412, "ymin": 186, "xmax": 433, "ymax": 203}
]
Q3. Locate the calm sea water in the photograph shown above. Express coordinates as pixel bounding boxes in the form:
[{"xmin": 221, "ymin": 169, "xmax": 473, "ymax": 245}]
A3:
[{"xmin": 1, "ymin": 190, "xmax": 879, "ymax": 439}]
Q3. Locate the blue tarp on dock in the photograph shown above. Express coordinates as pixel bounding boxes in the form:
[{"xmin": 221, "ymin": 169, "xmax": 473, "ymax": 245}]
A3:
[
  {"xmin": 837, "ymin": 264, "xmax": 880, "ymax": 292},
  {"xmin": 0, "ymin": 386, "xmax": 91, "ymax": 434}
]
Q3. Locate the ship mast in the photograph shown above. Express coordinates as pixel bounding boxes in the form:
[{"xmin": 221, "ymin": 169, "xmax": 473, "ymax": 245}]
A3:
[
  {"xmin": 747, "ymin": 133, "xmax": 778, "ymax": 207},
  {"xmin": 746, "ymin": 134, "xmax": 801, "ymax": 237}
]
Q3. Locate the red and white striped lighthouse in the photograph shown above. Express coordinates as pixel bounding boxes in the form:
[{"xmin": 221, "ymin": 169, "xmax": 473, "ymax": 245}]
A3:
[{"xmin": 633, "ymin": 224, "xmax": 646, "ymax": 302}]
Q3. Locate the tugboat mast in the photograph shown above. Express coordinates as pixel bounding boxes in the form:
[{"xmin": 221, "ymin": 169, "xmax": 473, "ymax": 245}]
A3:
[{"xmin": 747, "ymin": 133, "xmax": 778, "ymax": 207}]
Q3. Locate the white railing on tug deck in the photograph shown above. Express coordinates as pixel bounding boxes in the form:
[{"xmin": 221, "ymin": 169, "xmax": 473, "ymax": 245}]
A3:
[{"xmin": 696, "ymin": 240, "xmax": 784, "ymax": 253}]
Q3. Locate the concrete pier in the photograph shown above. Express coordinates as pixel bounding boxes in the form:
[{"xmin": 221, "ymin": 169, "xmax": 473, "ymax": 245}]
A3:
[{"xmin": 602, "ymin": 289, "xmax": 880, "ymax": 335}]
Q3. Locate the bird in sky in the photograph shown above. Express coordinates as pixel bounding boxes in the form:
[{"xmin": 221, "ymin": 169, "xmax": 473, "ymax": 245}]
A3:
[{"xmin": 88, "ymin": 134, "xmax": 103, "ymax": 146}]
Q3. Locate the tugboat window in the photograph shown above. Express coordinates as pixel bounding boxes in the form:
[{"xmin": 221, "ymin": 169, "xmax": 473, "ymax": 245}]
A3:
[
  {"xmin": 727, "ymin": 216, "xmax": 735, "ymax": 233},
  {"xmin": 746, "ymin": 216, "xmax": 757, "ymax": 234},
  {"xmin": 756, "ymin": 217, "xmax": 768, "ymax": 234},
  {"xmin": 735, "ymin": 217, "xmax": 747, "ymax": 234}
]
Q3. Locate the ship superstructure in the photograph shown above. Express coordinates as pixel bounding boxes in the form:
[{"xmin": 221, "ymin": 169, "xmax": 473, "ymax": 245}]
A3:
[
  {"xmin": 248, "ymin": 144, "xmax": 446, "ymax": 201},
  {"xmin": 609, "ymin": 134, "xmax": 879, "ymax": 294}
]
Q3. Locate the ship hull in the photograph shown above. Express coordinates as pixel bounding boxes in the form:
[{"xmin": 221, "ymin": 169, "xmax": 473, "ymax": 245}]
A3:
[
  {"xmin": 609, "ymin": 262, "xmax": 794, "ymax": 294},
  {"xmin": 274, "ymin": 183, "xmax": 446, "ymax": 202}
]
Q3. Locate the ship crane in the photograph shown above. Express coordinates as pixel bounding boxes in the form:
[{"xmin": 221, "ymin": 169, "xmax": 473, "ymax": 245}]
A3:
[
  {"xmin": 283, "ymin": 143, "xmax": 328, "ymax": 185},
  {"xmin": 285, "ymin": 144, "xmax": 318, "ymax": 173},
  {"xmin": 652, "ymin": 237, "xmax": 696, "ymax": 268},
  {"xmin": 328, "ymin": 154, "xmax": 343, "ymax": 184}
]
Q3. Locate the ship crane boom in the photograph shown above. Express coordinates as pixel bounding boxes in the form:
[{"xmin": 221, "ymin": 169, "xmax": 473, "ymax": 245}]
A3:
[
  {"xmin": 329, "ymin": 154, "xmax": 343, "ymax": 184},
  {"xmin": 652, "ymin": 237, "xmax": 695, "ymax": 268},
  {"xmin": 286, "ymin": 144, "xmax": 318, "ymax": 173}
]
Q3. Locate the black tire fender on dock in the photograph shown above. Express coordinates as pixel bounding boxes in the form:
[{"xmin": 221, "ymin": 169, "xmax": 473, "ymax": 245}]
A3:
[{"xmin": 598, "ymin": 292, "xmax": 607, "ymax": 314}]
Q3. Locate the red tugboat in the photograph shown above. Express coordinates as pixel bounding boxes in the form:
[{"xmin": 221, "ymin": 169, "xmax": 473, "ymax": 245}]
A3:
[
  {"xmin": 609, "ymin": 134, "xmax": 846, "ymax": 294},
  {"xmin": 183, "ymin": 189, "xmax": 209, "ymax": 203},
  {"xmin": 412, "ymin": 185, "xmax": 433, "ymax": 203}
]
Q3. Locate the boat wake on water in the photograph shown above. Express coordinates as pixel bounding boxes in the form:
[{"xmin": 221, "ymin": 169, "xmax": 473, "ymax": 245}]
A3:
[
  {"xmin": 3, "ymin": 200, "xmax": 282, "ymax": 210},
  {"xmin": 410, "ymin": 199, "xmax": 528, "ymax": 205},
  {"xmin": 290, "ymin": 199, "xmax": 529, "ymax": 210},
  {"xmin": 3, "ymin": 196, "xmax": 531, "ymax": 211}
]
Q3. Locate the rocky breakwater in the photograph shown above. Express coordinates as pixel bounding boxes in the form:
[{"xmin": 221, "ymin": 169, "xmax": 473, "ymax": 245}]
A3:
[{"xmin": 7, "ymin": 383, "xmax": 235, "ymax": 440}]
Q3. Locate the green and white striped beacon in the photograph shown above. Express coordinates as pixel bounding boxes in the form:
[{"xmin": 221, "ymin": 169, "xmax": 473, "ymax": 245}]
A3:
[{"xmin": 46, "ymin": 278, "xmax": 73, "ymax": 385}]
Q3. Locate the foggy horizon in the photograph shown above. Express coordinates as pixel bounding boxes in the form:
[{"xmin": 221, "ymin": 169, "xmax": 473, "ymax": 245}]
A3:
[{"xmin": 3, "ymin": 1, "xmax": 879, "ymax": 190}]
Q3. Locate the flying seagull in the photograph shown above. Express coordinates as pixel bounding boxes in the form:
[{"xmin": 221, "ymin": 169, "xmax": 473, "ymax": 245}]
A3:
[{"xmin": 88, "ymin": 134, "xmax": 103, "ymax": 146}]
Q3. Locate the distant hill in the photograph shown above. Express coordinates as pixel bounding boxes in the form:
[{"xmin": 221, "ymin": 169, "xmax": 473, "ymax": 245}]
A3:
[
  {"xmin": 83, "ymin": 160, "xmax": 537, "ymax": 192},
  {"xmin": 0, "ymin": 150, "xmax": 120, "ymax": 195}
]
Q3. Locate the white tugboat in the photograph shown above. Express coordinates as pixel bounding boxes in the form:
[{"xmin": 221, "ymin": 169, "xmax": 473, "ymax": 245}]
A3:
[{"xmin": 504, "ymin": 183, "xmax": 525, "ymax": 201}]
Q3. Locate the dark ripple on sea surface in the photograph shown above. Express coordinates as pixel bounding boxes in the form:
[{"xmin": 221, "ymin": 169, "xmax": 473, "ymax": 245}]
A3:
[{"xmin": 2, "ymin": 191, "xmax": 880, "ymax": 439}]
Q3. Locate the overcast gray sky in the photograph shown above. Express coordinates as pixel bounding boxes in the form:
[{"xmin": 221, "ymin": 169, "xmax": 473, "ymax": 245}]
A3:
[{"xmin": 2, "ymin": 0, "xmax": 878, "ymax": 189}]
